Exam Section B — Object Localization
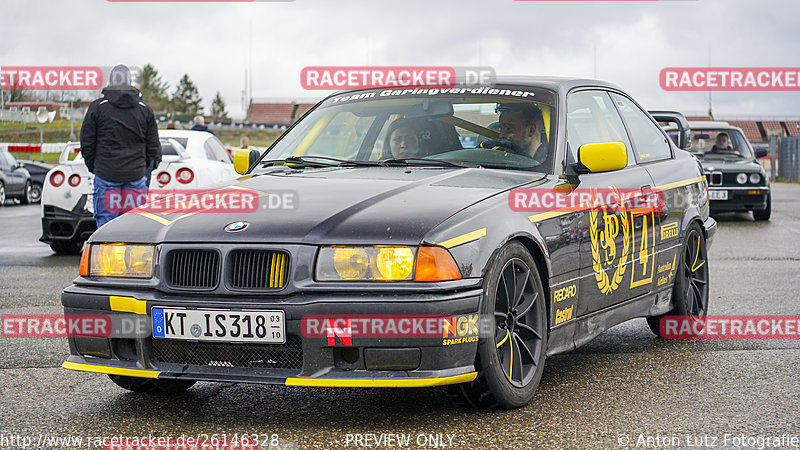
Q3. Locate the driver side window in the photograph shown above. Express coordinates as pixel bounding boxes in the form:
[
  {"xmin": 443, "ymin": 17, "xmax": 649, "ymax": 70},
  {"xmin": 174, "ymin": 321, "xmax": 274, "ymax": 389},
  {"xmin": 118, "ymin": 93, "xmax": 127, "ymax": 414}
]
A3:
[{"xmin": 566, "ymin": 90, "xmax": 634, "ymax": 166}]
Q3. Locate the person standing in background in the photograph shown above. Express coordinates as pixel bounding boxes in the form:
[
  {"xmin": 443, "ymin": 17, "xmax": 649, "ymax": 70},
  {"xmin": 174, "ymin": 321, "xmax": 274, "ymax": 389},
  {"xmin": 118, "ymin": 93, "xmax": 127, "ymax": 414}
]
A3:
[
  {"xmin": 191, "ymin": 115, "xmax": 214, "ymax": 134},
  {"xmin": 80, "ymin": 65, "xmax": 161, "ymax": 227}
]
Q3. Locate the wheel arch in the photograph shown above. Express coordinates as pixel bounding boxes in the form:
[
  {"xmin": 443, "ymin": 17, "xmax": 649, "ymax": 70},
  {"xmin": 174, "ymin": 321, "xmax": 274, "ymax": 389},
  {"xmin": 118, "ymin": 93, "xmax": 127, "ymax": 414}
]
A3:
[
  {"xmin": 680, "ymin": 207, "xmax": 706, "ymax": 239},
  {"xmin": 510, "ymin": 235, "xmax": 552, "ymax": 327}
]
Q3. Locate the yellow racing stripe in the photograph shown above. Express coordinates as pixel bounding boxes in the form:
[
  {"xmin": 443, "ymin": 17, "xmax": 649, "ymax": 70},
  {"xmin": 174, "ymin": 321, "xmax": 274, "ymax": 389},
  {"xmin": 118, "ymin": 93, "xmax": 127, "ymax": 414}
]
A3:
[
  {"xmin": 529, "ymin": 176, "xmax": 706, "ymax": 223},
  {"xmin": 62, "ymin": 361, "xmax": 161, "ymax": 379},
  {"xmin": 285, "ymin": 372, "xmax": 477, "ymax": 388},
  {"xmin": 437, "ymin": 228, "xmax": 487, "ymax": 249}
]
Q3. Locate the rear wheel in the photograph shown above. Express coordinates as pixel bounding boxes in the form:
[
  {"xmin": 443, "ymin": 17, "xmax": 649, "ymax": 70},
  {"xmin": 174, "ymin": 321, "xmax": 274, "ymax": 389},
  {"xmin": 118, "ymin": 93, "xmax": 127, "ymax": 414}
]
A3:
[
  {"xmin": 447, "ymin": 241, "xmax": 547, "ymax": 409},
  {"xmin": 753, "ymin": 193, "xmax": 771, "ymax": 221},
  {"xmin": 0, "ymin": 182, "xmax": 5, "ymax": 206},
  {"xmin": 647, "ymin": 223, "xmax": 709, "ymax": 337},
  {"xmin": 49, "ymin": 240, "xmax": 84, "ymax": 255},
  {"xmin": 108, "ymin": 375, "xmax": 196, "ymax": 393},
  {"xmin": 30, "ymin": 182, "xmax": 42, "ymax": 203}
]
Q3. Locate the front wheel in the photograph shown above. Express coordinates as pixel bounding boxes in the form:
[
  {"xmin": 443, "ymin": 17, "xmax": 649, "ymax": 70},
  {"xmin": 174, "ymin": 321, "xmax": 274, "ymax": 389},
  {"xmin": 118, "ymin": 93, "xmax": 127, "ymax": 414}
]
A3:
[
  {"xmin": 753, "ymin": 193, "xmax": 771, "ymax": 221},
  {"xmin": 647, "ymin": 223, "xmax": 709, "ymax": 337},
  {"xmin": 0, "ymin": 182, "xmax": 5, "ymax": 206},
  {"xmin": 108, "ymin": 375, "xmax": 196, "ymax": 393},
  {"xmin": 447, "ymin": 241, "xmax": 547, "ymax": 409}
]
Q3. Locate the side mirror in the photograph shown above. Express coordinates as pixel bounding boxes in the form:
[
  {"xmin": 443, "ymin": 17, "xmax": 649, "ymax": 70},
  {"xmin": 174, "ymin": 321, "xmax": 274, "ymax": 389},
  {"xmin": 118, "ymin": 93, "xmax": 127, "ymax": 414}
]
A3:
[
  {"xmin": 754, "ymin": 148, "xmax": 768, "ymax": 159},
  {"xmin": 576, "ymin": 142, "xmax": 628, "ymax": 173},
  {"xmin": 233, "ymin": 149, "xmax": 261, "ymax": 175}
]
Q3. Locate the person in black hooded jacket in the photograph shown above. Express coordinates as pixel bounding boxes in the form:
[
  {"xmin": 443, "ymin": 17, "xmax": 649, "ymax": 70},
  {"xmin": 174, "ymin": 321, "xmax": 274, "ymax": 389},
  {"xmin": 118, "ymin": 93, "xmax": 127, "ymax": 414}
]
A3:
[{"xmin": 80, "ymin": 65, "xmax": 161, "ymax": 227}]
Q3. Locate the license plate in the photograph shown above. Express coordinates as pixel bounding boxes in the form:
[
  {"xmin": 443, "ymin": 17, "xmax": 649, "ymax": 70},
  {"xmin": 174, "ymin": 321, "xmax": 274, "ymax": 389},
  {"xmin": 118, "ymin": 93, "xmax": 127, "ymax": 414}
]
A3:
[
  {"xmin": 709, "ymin": 190, "xmax": 728, "ymax": 200},
  {"xmin": 152, "ymin": 307, "xmax": 285, "ymax": 343}
]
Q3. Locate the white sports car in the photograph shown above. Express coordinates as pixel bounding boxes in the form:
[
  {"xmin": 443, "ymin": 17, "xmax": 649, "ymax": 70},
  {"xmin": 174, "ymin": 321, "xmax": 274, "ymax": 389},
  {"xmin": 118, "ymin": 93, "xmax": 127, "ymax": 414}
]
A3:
[{"xmin": 40, "ymin": 130, "xmax": 238, "ymax": 254}]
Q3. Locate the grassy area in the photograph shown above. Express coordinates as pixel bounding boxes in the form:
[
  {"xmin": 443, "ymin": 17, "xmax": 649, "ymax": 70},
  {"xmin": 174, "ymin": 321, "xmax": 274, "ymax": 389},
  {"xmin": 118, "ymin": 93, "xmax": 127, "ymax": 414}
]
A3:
[
  {"xmin": 214, "ymin": 128, "xmax": 283, "ymax": 148},
  {"xmin": 0, "ymin": 120, "xmax": 80, "ymax": 143},
  {"xmin": 11, "ymin": 152, "xmax": 60, "ymax": 163}
]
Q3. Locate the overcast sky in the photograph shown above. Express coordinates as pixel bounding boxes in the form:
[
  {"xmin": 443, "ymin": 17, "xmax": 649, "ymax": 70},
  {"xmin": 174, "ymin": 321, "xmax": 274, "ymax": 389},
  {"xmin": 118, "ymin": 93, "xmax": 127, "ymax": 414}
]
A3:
[{"xmin": 2, "ymin": 0, "xmax": 799, "ymax": 119}]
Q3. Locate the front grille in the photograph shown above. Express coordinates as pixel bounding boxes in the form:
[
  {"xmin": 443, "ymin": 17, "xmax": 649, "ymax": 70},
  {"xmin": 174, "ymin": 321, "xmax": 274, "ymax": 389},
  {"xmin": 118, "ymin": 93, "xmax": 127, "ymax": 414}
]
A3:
[
  {"xmin": 166, "ymin": 250, "xmax": 220, "ymax": 289},
  {"xmin": 151, "ymin": 335, "xmax": 303, "ymax": 369},
  {"xmin": 229, "ymin": 250, "xmax": 288, "ymax": 289},
  {"xmin": 706, "ymin": 172, "xmax": 723, "ymax": 186}
]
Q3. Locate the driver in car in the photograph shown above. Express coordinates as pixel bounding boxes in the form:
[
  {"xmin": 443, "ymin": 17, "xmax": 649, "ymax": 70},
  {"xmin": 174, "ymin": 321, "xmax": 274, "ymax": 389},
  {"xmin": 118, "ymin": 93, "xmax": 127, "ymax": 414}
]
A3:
[
  {"xmin": 497, "ymin": 103, "xmax": 548, "ymax": 164},
  {"xmin": 710, "ymin": 133, "xmax": 732, "ymax": 153}
]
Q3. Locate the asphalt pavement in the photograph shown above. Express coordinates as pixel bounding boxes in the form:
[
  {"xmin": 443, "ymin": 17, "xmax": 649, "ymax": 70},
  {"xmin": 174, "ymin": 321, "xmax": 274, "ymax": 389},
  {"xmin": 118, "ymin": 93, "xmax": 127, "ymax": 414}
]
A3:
[{"xmin": 0, "ymin": 184, "xmax": 798, "ymax": 449}]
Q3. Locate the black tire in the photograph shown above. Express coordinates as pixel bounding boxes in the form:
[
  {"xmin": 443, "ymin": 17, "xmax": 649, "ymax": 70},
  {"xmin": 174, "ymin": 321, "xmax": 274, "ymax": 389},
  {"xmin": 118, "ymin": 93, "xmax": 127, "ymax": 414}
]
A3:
[
  {"xmin": 19, "ymin": 181, "xmax": 32, "ymax": 205},
  {"xmin": 49, "ymin": 241, "xmax": 84, "ymax": 255},
  {"xmin": 647, "ymin": 223, "xmax": 709, "ymax": 337},
  {"xmin": 447, "ymin": 241, "xmax": 547, "ymax": 409},
  {"xmin": 108, "ymin": 375, "xmax": 196, "ymax": 393},
  {"xmin": 30, "ymin": 182, "xmax": 42, "ymax": 204},
  {"xmin": 753, "ymin": 193, "xmax": 771, "ymax": 221},
  {"xmin": 0, "ymin": 181, "xmax": 5, "ymax": 206}
]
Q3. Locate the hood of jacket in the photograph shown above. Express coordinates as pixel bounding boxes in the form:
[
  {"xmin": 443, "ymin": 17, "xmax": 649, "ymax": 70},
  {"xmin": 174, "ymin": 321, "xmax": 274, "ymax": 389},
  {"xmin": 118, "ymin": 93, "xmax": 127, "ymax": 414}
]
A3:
[{"xmin": 101, "ymin": 85, "xmax": 141, "ymax": 109}]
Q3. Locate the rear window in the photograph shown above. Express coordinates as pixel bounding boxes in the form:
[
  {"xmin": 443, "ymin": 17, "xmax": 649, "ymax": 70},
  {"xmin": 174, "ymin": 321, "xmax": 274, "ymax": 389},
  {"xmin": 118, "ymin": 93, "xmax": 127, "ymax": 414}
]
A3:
[{"xmin": 160, "ymin": 140, "xmax": 179, "ymax": 156}]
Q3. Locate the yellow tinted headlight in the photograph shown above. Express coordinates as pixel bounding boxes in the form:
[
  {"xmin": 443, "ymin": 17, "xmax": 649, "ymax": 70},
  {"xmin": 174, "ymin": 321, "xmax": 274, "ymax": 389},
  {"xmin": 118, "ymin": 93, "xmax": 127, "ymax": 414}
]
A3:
[
  {"xmin": 317, "ymin": 246, "xmax": 415, "ymax": 281},
  {"xmin": 332, "ymin": 247, "xmax": 369, "ymax": 280},
  {"xmin": 89, "ymin": 244, "xmax": 155, "ymax": 278},
  {"xmin": 376, "ymin": 247, "xmax": 414, "ymax": 280}
]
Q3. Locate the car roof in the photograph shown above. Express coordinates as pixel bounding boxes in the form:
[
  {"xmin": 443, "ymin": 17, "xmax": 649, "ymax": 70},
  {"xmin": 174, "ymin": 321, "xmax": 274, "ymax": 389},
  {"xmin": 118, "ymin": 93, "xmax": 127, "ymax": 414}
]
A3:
[
  {"xmin": 687, "ymin": 121, "xmax": 737, "ymax": 129},
  {"xmin": 329, "ymin": 76, "xmax": 625, "ymax": 99},
  {"xmin": 664, "ymin": 121, "xmax": 746, "ymax": 134}
]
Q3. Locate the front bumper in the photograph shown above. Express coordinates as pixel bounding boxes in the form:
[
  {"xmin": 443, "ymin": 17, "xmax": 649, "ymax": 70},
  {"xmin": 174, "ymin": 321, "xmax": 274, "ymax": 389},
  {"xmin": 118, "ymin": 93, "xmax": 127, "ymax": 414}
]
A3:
[
  {"xmin": 39, "ymin": 204, "xmax": 96, "ymax": 245},
  {"xmin": 703, "ymin": 216, "xmax": 717, "ymax": 249},
  {"xmin": 61, "ymin": 285, "xmax": 481, "ymax": 387},
  {"xmin": 708, "ymin": 186, "xmax": 769, "ymax": 213}
]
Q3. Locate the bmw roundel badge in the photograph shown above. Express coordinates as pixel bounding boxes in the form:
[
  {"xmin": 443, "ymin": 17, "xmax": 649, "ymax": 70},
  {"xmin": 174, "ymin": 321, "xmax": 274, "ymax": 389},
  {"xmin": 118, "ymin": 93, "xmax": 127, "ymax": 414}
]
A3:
[{"xmin": 225, "ymin": 221, "xmax": 249, "ymax": 232}]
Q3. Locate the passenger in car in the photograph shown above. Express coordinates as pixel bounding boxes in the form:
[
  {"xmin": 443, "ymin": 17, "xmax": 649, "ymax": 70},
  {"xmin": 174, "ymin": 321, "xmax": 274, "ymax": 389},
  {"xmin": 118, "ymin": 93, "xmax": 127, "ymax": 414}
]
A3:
[{"xmin": 384, "ymin": 119, "xmax": 422, "ymax": 159}]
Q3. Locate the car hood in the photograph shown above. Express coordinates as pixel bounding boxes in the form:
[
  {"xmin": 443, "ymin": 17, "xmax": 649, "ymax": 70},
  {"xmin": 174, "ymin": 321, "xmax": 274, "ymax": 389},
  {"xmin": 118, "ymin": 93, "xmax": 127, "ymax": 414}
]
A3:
[
  {"xmin": 91, "ymin": 166, "xmax": 544, "ymax": 245},
  {"xmin": 698, "ymin": 157, "xmax": 762, "ymax": 172}
]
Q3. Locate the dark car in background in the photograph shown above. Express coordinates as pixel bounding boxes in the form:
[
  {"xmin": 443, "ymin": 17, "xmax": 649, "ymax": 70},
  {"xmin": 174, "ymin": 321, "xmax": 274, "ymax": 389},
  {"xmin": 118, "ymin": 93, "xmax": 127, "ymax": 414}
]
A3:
[
  {"xmin": 0, "ymin": 150, "xmax": 33, "ymax": 206},
  {"xmin": 684, "ymin": 121, "xmax": 771, "ymax": 221},
  {"xmin": 18, "ymin": 160, "xmax": 53, "ymax": 203}
]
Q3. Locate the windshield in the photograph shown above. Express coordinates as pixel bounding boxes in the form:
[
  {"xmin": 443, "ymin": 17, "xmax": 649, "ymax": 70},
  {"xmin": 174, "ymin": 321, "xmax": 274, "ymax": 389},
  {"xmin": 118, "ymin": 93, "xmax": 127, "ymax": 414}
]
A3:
[
  {"xmin": 256, "ymin": 87, "xmax": 557, "ymax": 172},
  {"xmin": 690, "ymin": 129, "xmax": 754, "ymax": 158}
]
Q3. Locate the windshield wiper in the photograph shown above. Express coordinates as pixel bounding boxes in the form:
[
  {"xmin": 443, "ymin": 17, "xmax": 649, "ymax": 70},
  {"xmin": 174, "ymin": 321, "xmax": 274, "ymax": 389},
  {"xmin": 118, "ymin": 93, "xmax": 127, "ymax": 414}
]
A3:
[
  {"xmin": 260, "ymin": 155, "xmax": 383, "ymax": 168},
  {"xmin": 381, "ymin": 158, "xmax": 474, "ymax": 168}
]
